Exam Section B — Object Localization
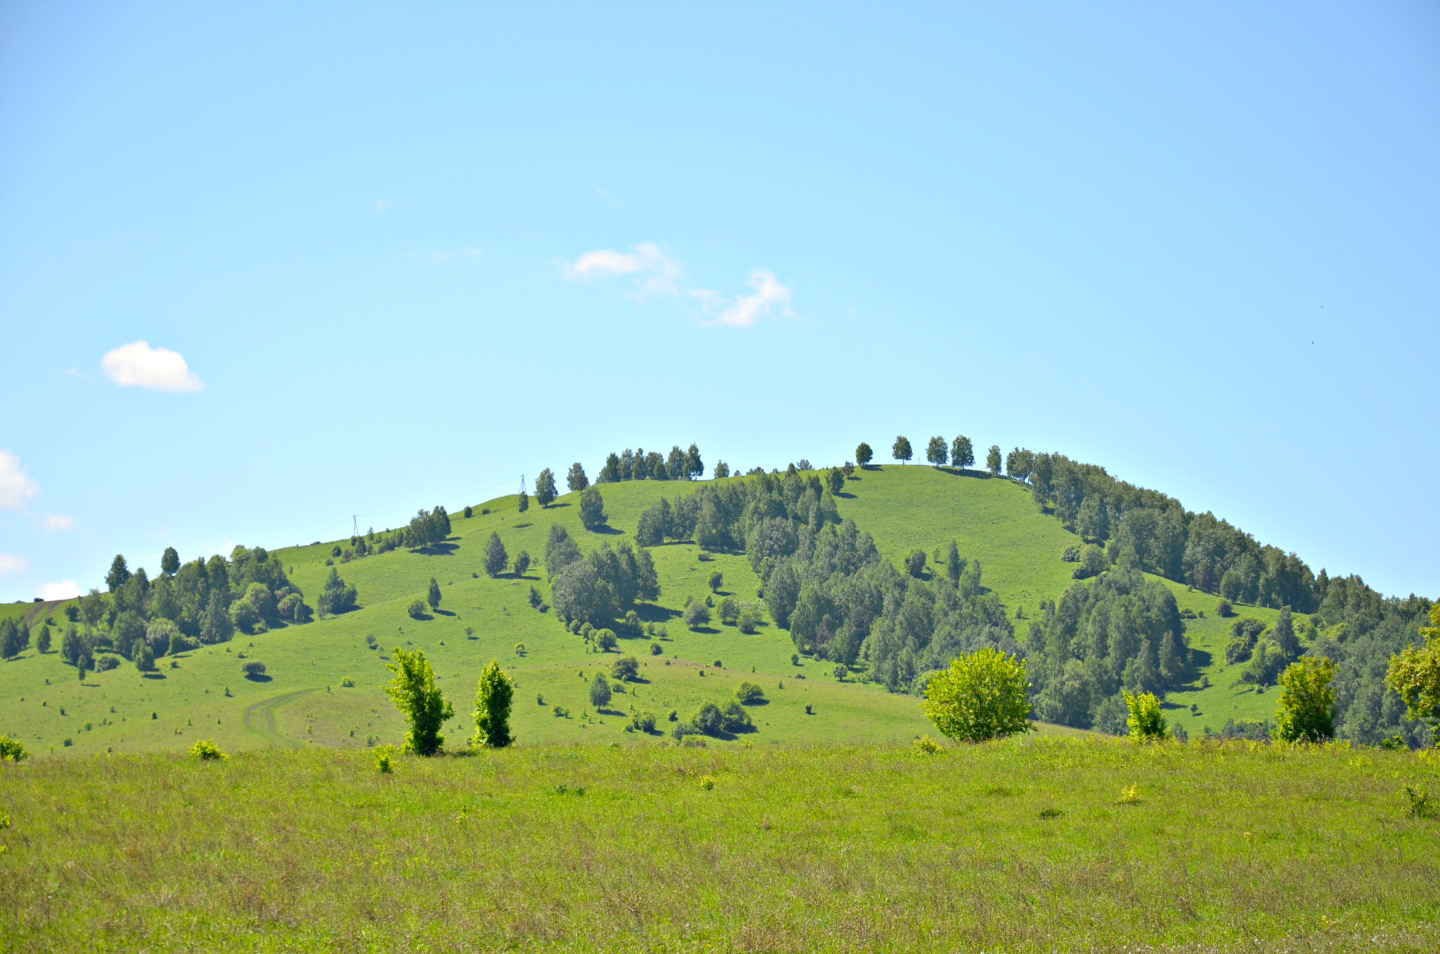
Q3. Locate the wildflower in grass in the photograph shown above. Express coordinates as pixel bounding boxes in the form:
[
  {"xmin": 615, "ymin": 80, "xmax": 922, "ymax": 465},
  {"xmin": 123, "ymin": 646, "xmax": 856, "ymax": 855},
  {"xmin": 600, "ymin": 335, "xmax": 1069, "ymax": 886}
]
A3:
[
  {"xmin": 921, "ymin": 648, "xmax": 1033, "ymax": 743},
  {"xmin": 1117, "ymin": 783, "xmax": 1142, "ymax": 804},
  {"xmin": 698, "ymin": 774, "xmax": 715, "ymax": 790}
]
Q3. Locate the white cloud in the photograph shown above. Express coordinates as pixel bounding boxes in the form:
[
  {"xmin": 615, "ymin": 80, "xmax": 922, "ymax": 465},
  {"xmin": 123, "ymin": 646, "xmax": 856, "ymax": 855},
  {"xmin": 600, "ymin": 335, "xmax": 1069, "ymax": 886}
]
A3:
[
  {"xmin": 563, "ymin": 243, "xmax": 794, "ymax": 327},
  {"xmin": 37, "ymin": 580, "xmax": 81, "ymax": 600},
  {"xmin": 712, "ymin": 270, "xmax": 794, "ymax": 328},
  {"xmin": 101, "ymin": 341, "xmax": 204, "ymax": 392},
  {"xmin": 42, "ymin": 513, "xmax": 74, "ymax": 532},
  {"xmin": 0, "ymin": 451, "xmax": 38, "ymax": 510},
  {"xmin": 0, "ymin": 554, "xmax": 26, "ymax": 576},
  {"xmin": 562, "ymin": 242, "xmax": 684, "ymax": 297}
]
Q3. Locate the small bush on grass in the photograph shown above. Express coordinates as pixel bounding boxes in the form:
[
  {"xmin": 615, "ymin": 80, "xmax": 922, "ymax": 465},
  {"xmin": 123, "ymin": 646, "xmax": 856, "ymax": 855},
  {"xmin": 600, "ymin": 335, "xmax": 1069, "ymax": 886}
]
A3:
[
  {"xmin": 189, "ymin": 739, "xmax": 226, "ymax": 761},
  {"xmin": 242, "ymin": 661, "xmax": 267, "ymax": 678},
  {"xmin": 738, "ymin": 609, "xmax": 761, "ymax": 634},
  {"xmin": 921, "ymin": 648, "xmax": 1033, "ymax": 743},
  {"xmin": 734, "ymin": 681, "xmax": 766, "ymax": 705},
  {"xmin": 913, "ymin": 735, "xmax": 943, "ymax": 755},
  {"xmin": 1123, "ymin": 690, "xmax": 1168, "ymax": 742},
  {"xmin": 0, "ymin": 735, "xmax": 28, "ymax": 762},
  {"xmin": 339, "ymin": 676, "xmax": 356, "ymax": 688},
  {"xmin": 1277, "ymin": 656, "xmax": 1338, "ymax": 743}
]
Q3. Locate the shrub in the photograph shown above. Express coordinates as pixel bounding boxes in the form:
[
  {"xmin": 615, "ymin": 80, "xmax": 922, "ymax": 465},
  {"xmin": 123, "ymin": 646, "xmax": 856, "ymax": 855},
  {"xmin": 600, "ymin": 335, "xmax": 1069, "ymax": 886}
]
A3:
[
  {"xmin": 612, "ymin": 655, "xmax": 639, "ymax": 681},
  {"xmin": 1216, "ymin": 599, "xmax": 1234, "ymax": 617},
  {"xmin": 721, "ymin": 701, "xmax": 751, "ymax": 732},
  {"xmin": 738, "ymin": 609, "xmax": 761, "ymax": 634},
  {"xmin": 905, "ymin": 550, "xmax": 927, "ymax": 578},
  {"xmin": 698, "ymin": 774, "xmax": 715, "ymax": 790},
  {"xmin": 407, "ymin": 599, "xmax": 427, "ymax": 620},
  {"xmin": 552, "ymin": 704, "xmax": 569, "ymax": 718},
  {"xmin": 375, "ymin": 747, "xmax": 394, "ymax": 774},
  {"xmin": 384, "ymin": 647, "xmax": 454, "ymax": 756},
  {"xmin": 513, "ymin": 551, "xmax": 531, "ymax": 578},
  {"xmin": 708, "ymin": 570, "xmax": 723, "ymax": 593},
  {"xmin": 734, "ymin": 681, "xmax": 766, "ymax": 705},
  {"xmin": 1062, "ymin": 545, "xmax": 1081, "ymax": 563},
  {"xmin": 471, "ymin": 660, "xmax": 515, "ymax": 748},
  {"xmin": 690, "ymin": 701, "xmax": 725, "ymax": 736},
  {"xmin": 339, "ymin": 676, "xmax": 356, "ymax": 687},
  {"xmin": 650, "ymin": 641, "xmax": 663, "ymax": 656},
  {"xmin": 589, "ymin": 673, "xmax": 612, "ymax": 709},
  {"xmin": 629, "ymin": 710, "xmax": 657, "ymax": 733},
  {"xmin": 595, "ymin": 629, "xmax": 618, "ymax": 652},
  {"xmin": 716, "ymin": 597, "xmax": 739, "ymax": 626},
  {"xmin": 133, "ymin": 642, "xmax": 156, "ymax": 673},
  {"xmin": 0, "ymin": 735, "xmax": 28, "ymax": 762},
  {"xmin": 913, "ymin": 735, "xmax": 943, "ymax": 755},
  {"xmin": 94, "ymin": 654, "xmax": 120, "ymax": 672},
  {"xmin": 1387, "ymin": 602, "xmax": 1440, "ymax": 732},
  {"xmin": 833, "ymin": 663, "xmax": 847, "ymax": 681},
  {"xmin": 1276, "ymin": 656, "xmax": 1338, "ymax": 743},
  {"xmin": 1123, "ymin": 690, "xmax": 1168, "ymax": 742},
  {"xmin": 683, "ymin": 601, "xmax": 711, "ymax": 630},
  {"xmin": 921, "ymin": 648, "xmax": 1033, "ymax": 743},
  {"xmin": 242, "ymin": 661, "xmax": 267, "ymax": 678},
  {"xmin": 529, "ymin": 586, "xmax": 543, "ymax": 609},
  {"xmin": 189, "ymin": 739, "xmax": 226, "ymax": 761}
]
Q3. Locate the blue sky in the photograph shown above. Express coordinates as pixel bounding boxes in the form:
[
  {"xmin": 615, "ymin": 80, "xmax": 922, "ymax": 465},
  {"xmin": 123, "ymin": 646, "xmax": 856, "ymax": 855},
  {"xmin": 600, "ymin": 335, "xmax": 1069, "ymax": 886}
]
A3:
[{"xmin": 1, "ymin": 1, "xmax": 1437, "ymax": 601}]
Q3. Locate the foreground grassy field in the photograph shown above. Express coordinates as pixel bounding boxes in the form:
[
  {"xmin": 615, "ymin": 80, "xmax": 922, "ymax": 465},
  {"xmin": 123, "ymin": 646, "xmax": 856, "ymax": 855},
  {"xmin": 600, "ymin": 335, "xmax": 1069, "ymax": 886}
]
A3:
[
  {"xmin": 1, "ymin": 739, "xmax": 1437, "ymax": 952},
  {"xmin": 0, "ymin": 467, "xmax": 1315, "ymax": 755}
]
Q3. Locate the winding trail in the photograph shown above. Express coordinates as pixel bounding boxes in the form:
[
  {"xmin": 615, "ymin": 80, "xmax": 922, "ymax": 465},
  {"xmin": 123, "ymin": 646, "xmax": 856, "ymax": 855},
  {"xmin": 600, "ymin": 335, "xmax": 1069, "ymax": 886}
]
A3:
[{"xmin": 242, "ymin": 689, "xmax": 314, "ymax": 748}]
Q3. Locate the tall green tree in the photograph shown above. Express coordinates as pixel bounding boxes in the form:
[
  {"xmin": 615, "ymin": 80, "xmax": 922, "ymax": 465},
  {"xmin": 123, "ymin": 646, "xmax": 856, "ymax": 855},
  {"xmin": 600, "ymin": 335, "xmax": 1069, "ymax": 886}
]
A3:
[
  {"xmin": 567, "ymin": 462, "xmax": 589, "ymax": 492},
  {"xmin": 986, "ymin": 445, "xmax": 1002, "ymax": 475},
  {"xmin": 925, "ymin": 436, "xmax": 948, "ymax": 467},
  {"xmin": 685, "ymin": 443, "xmax": 704, "ymax": 479},
  {"xmin": 518, "ymin": 489, "xmax": 529, "ymax": 513},
  {"xmin": 580, "ymin": 487, "xmax": 607, "ymax": 530},
  {"xmin": 484, "ymin": 533, "xmax": 508, "ymax": 578},
  {"xmin": 1276, "ymin": 656, "xmax": 1338, "ymax": 742},
  {"xmin": 0, "ymin": 618, "xmax": 27, "ymax": 659},
  {"xmin": 855, "ymin": 442, "xmax": 873, "ymax": 466},
  {"xmin": 946, "ymin": 540, "xmax": 963, "ymax": 586},
  {"xmin": 427, "ymin": 577, "xmax": 442, "ymax": 611},
  {"xmin": 892, "ymin": 436, "xmax": 912, "ymax": 464},
  {"xmin": 384, "ymin": 647, "xmax": 453, "ymax": 756},
  {"xmin": 1386, "ymin": 602, "xmax": 1440, "ymax": 734},
  {"xmin": 667, "ymin": 446, "xmax": 687, "ymax": 480},
  {"xmin": 534, "ymin": 468, "xmax": 557, "ymax": 507},
  {"xmin": 513, "ymin": 551, "xmax": 531, "ymax": 578},
  {"xmin": 471, "ymin": 660, "xmax": 514, "ymax": 748},
  {"xmin": 589, "ymin": 672, "xmax": 612, "ymax": 709},
  {"xmin": 105, "ymin": 554, "xmax": 130, "ymax": 593},
  {"xmin": 950, "ymin": 436, "xmax": 974, "ymax": 470},
  {"xmin": 921, "ymin": 648, "xmax": 1033, "ymax": 743},
  {"xmin": 160, "ymin": 546, "xmax": 180, "ymax": 576}
]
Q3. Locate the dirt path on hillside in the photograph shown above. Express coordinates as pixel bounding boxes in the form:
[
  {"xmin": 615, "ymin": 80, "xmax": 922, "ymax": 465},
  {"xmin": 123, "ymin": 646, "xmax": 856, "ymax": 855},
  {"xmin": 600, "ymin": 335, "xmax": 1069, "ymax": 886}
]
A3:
[{"xmin": 242, "ymin": 689, "xmax": 314, "ymax": 748}]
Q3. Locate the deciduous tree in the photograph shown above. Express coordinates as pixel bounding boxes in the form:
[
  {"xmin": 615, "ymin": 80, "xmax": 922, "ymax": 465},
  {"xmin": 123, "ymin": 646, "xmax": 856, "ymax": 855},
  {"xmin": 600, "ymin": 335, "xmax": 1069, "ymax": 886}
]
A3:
[
  {"xmin": 921, "ymin": 648, "xmax": 1033, "ymax": 743},
  {"xmin": 926, "ymin": 436, "xmax": 948, "ymax": 467},
  {"xmin": 1277, "ymin": 656, "xmax": 1338, "ymax": 742},
  {"xmin": 385, "ymin": 647, "xmax": 454, "ymax": 755},
  {"xmin": 567, "ymin": 462, "xmax": 589, "ymax": 492},
  {"xmin": 471, "ymin": 660, "xmax": 514, "ymax": 748},
  {"xmin": 534, "ymin": 468, "xmax": 557, "ymax": 508},
  {"xmin": 855, "ymin": 442, "xmax": 873, "ymax": 466},
  {"xmin": 892, "ymin": 436, "xmax": 912, "ymax": 464},
  {"xmin": 986, "ymin": 445, "xmax": 1002, "ymax": 475},
  {"xmin": 951, "ymin": 436, "xmax": 974, "ymax": 470},
  {"xmin": 580, "ymin": 487, "xmax": 607, "ymax": 530},
  {"xmin": 484, "ymin": 533, "xmax": 508, "ymax": 578}
]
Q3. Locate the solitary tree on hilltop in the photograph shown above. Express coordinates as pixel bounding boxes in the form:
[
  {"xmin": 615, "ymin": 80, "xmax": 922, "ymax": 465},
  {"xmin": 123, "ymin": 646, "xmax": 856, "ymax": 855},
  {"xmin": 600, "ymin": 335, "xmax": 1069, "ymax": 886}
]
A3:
[
  {"xmin": 926, "ymin": 437, "xmax": 948, "ymax": 467},
  {"xmin": 685, "ymin": 443, "xmax": 704, "ymax": 479},
  {"xmin": 567, "ymin": 462, "xmax": 589, "ymax": 492},
  {"xmin": 535, "ymin": 468, "xmax": 558, "ymax": 508},
  {"xmin": 951, "ymin": 436, "xmax": 974, "ymax": 470},
  {"xmin": 892, "ymin": 436, "xmax": 912, "ymax": 464},
  {"xmin": 856, "ymin": 442, "xmax": 873, "ymax": 467},
  {"xmin": 986, "ymin": 445, "xmax": 1002, "ymax": 475}
]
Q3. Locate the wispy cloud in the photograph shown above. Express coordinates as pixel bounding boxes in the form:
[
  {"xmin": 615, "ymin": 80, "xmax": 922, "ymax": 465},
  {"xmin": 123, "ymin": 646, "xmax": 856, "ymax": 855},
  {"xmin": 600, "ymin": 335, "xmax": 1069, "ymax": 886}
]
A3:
[
  {"xmin": 0, "ymin": 553, "xmax": 26, "ymax": 576},
  {"xmin": 37, "ymin": 580, "xmax": 80, "ymax": 600},
  {"xmin": 562, "ymin": 242, "xmax": 685, "ymax": 297},
  {"xmin": 42, "ymin": 513, "xmax": 74, "ymax": 532},
  {"xmin": 708, "ymin": 269, "xmax": 794, "ymax": 328},
  {"xmin": 430, "ymin": 247, "xmax": 484, "ymax": 264},
  {"xmin": 562, "ymin": 243, "xmax": 794, "ymax": 326},
  {"xmin": 101, "ymin": 341, "xmax": 204, "ymax": 392},
  {"xmin": 0, "ymin": 451, "xmax": 38, "ymax": 510}
]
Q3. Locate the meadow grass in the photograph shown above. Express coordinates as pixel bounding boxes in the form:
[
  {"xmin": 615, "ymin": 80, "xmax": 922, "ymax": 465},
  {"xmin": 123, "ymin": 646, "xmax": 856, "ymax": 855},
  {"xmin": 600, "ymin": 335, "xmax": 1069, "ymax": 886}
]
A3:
[
  {"xmin": 1, "ymin": 739, "xmax": 1436, "ymax": 952},
  {"xmin": 0, "ymin": 469, "xmax": 1318, "ymax": 757}
]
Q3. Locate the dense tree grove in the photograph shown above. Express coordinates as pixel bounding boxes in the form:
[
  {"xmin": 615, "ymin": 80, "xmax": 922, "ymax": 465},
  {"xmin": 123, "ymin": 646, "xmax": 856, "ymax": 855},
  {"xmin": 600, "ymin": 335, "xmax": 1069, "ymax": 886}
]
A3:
[
  {"xmin": 1027, "ymin": 566, "xmax": 1192, "ymax": 733},
  {"xmin": 998, "ymin": 445, "xmax": 1434, "ymax": 744},
  {"xmin": 596, "ymin": 444, "xmax": 704, "ymax": 483},
  {"xmin": 35, "ymin": 545, "xmax": 315, "ymax": 670}
]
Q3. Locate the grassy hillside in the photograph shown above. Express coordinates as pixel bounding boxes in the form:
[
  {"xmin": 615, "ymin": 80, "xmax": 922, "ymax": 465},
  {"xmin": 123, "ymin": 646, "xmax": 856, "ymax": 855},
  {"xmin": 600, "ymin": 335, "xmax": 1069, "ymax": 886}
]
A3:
[
  {"xmin": 0, "ymin": 467, "xmax": 1314, "ymax": 756},
  {"xmin": 2, "ymin": 740, "xmax": 1437, "ymax": 952}
]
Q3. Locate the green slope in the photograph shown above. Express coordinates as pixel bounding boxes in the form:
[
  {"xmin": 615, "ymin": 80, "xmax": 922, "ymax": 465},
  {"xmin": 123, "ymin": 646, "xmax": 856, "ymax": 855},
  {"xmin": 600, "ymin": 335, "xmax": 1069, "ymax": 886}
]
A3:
[{"xmin": 0, "ymin": 468, "xmax": 1296, "ymax": 756}]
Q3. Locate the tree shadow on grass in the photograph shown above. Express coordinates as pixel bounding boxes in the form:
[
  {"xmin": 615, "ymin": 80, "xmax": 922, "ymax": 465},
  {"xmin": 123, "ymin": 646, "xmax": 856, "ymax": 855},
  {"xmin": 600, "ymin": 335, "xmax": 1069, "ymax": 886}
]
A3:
[
  {"xmin": 244, "ymin": 673, "xmax": 273, "ymax": 683},
  {"xmin": 835, "ymin": 491, "xmax": 857, "ymax": 499},
  {"xmin": 686, "ymin": 626, "xmax": 720, "ymax": 636},
  {"xmin": 636, "ymin": 605, "xmax": 681, "ymax": 624},
  {"xmin": 141, "ymin": 672, "xmax": 167, "ymax": 680},
  {"xmin": 589, "ymin": 525, "xmax": 624, "ymax": 536},
  {"xmin": 434, "ymin": 609, "xmax": 456, "ymax": 617},
  {"xmin": 938, "ymin": 467, "xmax": 996, "ymax": 480},
  {"xmin": 413, "ymin": 543, "xmax": 459, "ymax": 556}
]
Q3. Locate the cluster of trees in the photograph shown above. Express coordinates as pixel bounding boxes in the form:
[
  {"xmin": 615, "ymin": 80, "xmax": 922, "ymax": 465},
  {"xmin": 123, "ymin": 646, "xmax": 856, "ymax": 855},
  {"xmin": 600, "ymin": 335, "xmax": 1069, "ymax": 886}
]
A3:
[
  {"xmin": 1025, "ymin": 566, "xmax": 1193, "ymax": 733},
  {"xmin": 39, "ymin": 547, "xmax": 330, "ymax": 677},
  {"xmin": 546, "ymin": 525, "xmax": 660, "ymax": 628},
  {"xmin": 596, "ymin": 444, "xmax": 704, "ymax": 483}
]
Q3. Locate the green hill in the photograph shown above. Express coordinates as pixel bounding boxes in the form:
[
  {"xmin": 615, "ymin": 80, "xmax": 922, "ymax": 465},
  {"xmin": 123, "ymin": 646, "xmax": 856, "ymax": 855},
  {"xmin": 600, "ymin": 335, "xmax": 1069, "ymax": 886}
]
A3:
[{"xmin": 0, "ymin": 463, "xmax": 1335, "ymax": 757}]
